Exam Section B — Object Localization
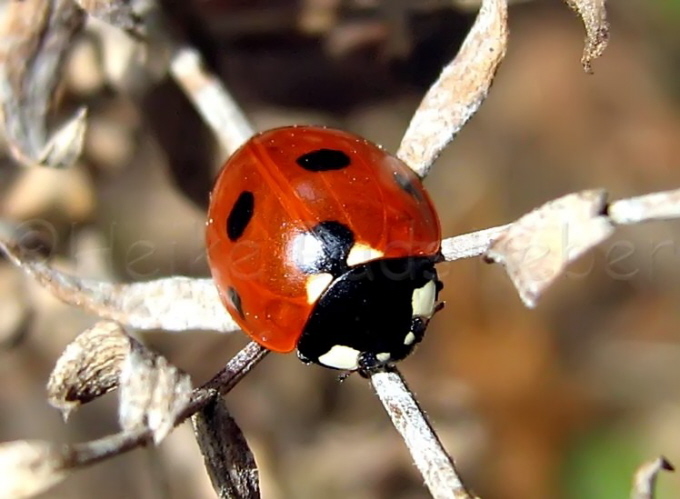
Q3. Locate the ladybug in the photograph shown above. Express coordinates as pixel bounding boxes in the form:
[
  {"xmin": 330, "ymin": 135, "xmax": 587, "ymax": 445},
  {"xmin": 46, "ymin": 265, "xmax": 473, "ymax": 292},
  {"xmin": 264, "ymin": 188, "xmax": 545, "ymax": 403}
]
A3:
[{"xmin": 206, "ymin": 126, "xmax": 442, "ymax": 372}]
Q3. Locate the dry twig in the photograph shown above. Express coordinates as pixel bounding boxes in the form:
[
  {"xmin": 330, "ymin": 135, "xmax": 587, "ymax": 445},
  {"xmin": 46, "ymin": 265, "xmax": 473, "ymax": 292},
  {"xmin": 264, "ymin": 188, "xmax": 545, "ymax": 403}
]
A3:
[
  {"xmin": 371, "ymin": 370, "xmax": 474, "ymax": 499},
  {"xmin": 631, "ymin": 456, "xmax": 674, "ymax": 499},
  {"xmin": 397, "ymin": 0, "xmax": 508, "ymax": 178}
]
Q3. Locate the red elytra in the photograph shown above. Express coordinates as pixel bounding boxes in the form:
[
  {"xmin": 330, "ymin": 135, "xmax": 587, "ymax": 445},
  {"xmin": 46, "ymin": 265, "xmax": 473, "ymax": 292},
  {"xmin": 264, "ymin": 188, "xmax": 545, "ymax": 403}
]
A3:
[{"xmin": 206, "ymin": 126, "xmax": 441, "ymax": 354}]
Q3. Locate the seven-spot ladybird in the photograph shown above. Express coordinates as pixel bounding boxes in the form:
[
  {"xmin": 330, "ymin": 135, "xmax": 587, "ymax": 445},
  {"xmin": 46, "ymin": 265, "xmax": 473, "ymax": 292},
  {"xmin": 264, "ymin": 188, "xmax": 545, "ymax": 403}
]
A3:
[{"xmin": 206, "ymin": 126, "xmax": 442, "ymax": 372}]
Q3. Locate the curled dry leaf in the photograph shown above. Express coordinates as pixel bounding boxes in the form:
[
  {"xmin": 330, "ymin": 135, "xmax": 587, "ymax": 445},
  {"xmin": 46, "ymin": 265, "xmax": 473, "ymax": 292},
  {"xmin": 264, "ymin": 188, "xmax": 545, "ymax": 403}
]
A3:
[
  {"xmin": 0, "ymin": 235, "xmax": 239, "ymax": 333},
  {"xmin": 631, "ymin": 456, "xmax": 674, "ymax": 499},
  {"xmin": 608, "ymin": 189, "xmax": 680, "ymax": 225},
  {"xmin": 118, "ymin": 342, "xmax": 193, "ymax": 444},
  {"xmin": 0, "ymin": 0, "xmax": 86, "ymax": 168},
  {"xmin": 563, "ymin": 0, "xmax": 610, "ymax": 72},
  {"xmin": 397, "ymin": 0, "xmax": 508, "ymax": 178},
  {"xmin": 486, "ymin": 190, "xmax": 614, "ymax": 308},
  {"xmin": 47, "ymin": 321, "xmax": 131, "ymax": 420},
  {"xmin": 0, "ymin": 440, "xmax": 70, "ymax": 499},
  {"xmin": 192, "ymin": 397, "xmax": 260, "ymax": 499},
  {"xmin": 370, "ymin": 370, "xmax": 472, "ymax": 499},
  {"xmin": 75, "ymin": 0, "xmax": 142, "ymax": 34}
]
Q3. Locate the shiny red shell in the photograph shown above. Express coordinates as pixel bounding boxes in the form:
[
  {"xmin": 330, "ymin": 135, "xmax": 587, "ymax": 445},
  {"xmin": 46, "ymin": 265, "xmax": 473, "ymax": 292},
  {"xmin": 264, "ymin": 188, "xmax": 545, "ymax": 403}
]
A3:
[{"xmin": 206, "ymin": 126, "xmax": 441, "ymax": 353}]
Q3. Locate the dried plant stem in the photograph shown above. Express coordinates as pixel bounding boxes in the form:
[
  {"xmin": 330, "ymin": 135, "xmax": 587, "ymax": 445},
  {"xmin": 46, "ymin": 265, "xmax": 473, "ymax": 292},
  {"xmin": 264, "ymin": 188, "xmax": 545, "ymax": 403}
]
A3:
[
  {"xmin": 397, "ymin": 0, "xmax": 508, "ymax": 178},
  {"xmin": 370, "ymin": 370, "xmax": 473, "ymax": 499},
  {"xmin": 440, "ymin": 224, "xmax": 511, "ymax": 262},
  {"xmin": 63, "ymin": 342, "xmax": 268, "ymax": 468},
  {"xmin": 169, "ymin": 46, "xmax": 254, "ymax": 155},
  {"xmin": 631, "ymin": 456, "xmax": 674, "ymax": 499}
]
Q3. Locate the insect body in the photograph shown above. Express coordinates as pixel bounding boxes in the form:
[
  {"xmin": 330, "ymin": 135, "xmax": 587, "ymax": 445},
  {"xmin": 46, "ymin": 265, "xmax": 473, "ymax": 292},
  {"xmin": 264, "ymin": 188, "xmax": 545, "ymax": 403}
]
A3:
[{"xmin": 207, "ymin": 126, "xmax": 442, "ymax": 372}]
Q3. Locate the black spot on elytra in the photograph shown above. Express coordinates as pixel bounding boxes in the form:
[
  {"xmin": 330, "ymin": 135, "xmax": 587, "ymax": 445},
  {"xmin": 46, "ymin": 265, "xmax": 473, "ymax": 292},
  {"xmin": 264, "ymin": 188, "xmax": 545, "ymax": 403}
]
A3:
[
  {"xmin": 227, "ymin": 286, "xmax": 245, "ymax": 318},
  {"xmin": 296, "ymin": 149, "xmax": 351, "ymax": 172},
  {"xmin": 227, "ymin": 191, "xmax": 254, "ymax": 241},
  {"xmin": 295, "ymin": 221, "xmax": 355, "ymax": 276},
  {"xmin": 393, "ymin": 171, "xmax": 424, "ymax": 202}
]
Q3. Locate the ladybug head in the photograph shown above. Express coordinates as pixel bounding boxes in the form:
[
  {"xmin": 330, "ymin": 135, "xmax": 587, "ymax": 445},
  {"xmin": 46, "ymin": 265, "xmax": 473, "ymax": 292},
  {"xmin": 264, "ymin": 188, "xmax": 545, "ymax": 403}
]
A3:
[{"xmin": 296, "ymin": 256, "xmax": 442, "ymax": 373}]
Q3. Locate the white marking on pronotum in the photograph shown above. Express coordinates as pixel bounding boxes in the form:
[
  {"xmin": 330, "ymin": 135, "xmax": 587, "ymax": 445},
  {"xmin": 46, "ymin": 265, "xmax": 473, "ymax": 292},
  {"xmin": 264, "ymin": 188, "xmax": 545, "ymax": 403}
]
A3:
[
  {"xmin": 318, "ymin": 345, "xmax": 361, "ymax": 370},
  {"xmin": 346, "ymin": 242, "xmax": 384, "ymax": 267},
  {"xmin": 305, "ymin": 273, "xmax": 333, "ymax": 304},
  {"xmin": 403, "ymin": 332, "xmax": 416, "ymax": 346},
  {"xmin": 376, "ymin": 352, "xmax": 391, "ymax": 363},
  {"xmin": 411, "ymin": 280, "xmax": 436, "ymax": 318}
]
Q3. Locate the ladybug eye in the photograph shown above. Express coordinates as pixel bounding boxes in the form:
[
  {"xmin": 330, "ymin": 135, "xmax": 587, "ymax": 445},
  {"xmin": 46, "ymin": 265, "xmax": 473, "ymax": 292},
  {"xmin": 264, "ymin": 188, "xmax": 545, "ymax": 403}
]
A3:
[
  {"xmin": 296, "ymin": 149, "xmax": 351, "ymax": 172},
  {"xmin": 227, "ymin": 191, "xmax": 254, "ymax": 241}
]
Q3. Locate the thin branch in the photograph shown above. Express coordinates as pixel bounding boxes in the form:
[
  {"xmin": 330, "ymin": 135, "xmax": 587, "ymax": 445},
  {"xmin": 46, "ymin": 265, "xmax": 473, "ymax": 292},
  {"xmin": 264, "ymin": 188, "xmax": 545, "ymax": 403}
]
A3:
[
  {"xmin": 169, "ymin": 46, "xmax": 255, "ymax": 155},
  {"xmin": 0, "ymin": 233, "xmax": 239, "ymax": 333},
  {"xmin": 440, "ymin": 224, "xmax": 511, "ymax": 262},
  {"xmin": 442, "ymin": 187, "xmax": 680, "ymax": 307},
  {"xmin": 65, "ymin": 341, "xmax": 268, "ymax": 468},
  {"xmin": 370, "ymin": 369, "xmax": 474, "ymax": 499},
  {"xmin": 608, "ymin": 189, "xmax": 680, "ymax": 225}
]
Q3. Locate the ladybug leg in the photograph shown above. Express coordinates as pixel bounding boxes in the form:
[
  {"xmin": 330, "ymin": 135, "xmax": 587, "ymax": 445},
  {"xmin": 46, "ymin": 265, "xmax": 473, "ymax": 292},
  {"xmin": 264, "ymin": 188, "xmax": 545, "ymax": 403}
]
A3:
[
  {"xmin": 357, "ymin": 351, "xmax": 393, "ymax": 378},
  {"xmin": 337, "ymin": 370, "xmax": 354, "ymax": 382},
  {"xmin": 296, "ymin": 350, "xmax": 313, "ymax": 365}
]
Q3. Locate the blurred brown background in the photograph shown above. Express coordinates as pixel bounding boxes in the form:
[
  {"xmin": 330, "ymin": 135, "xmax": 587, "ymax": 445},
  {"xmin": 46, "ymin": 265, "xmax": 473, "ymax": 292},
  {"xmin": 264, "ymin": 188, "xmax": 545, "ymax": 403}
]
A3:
[{"xmin": 2, "ymin": 0, "xmax": 680, "ymax": 498}]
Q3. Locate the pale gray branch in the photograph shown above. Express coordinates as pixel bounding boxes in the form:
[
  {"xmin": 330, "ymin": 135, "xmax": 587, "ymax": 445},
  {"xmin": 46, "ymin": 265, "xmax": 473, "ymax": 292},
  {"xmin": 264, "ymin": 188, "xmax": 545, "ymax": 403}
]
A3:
[
  {"xmin": 440, "ymin": 224, "xmax": 511, "ymax": 262},
  {"xmin": 370, "ymin": 370, "xmax": 473, "ymax": 499},
  {"xmin": 170, "ymin": 46, "xmax": 254, "ymax": 156}
]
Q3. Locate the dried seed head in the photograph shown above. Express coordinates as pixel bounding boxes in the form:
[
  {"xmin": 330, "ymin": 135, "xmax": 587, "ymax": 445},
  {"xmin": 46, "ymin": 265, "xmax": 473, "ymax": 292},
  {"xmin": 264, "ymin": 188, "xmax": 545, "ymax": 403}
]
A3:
[
  {"xmin": 118, "ymin": 342, "xmax": 193, "ymax": 444},
  {"xmin": 47, "ymin": 321, "xmax": 131, "ymax": 420},
  {"xmin": 192, "ymin": 397, "xmax": 260, "ymax": 498},
  {"xmin": 486, "ymin": 190, "xmax": 614, "ymax": 307}
]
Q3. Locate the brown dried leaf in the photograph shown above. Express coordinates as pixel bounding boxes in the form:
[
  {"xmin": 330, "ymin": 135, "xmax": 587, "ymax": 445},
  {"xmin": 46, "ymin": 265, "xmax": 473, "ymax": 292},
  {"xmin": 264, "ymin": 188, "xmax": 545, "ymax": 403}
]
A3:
[
  {"xmin": 192, "ymin": 397, "xmax": 260, "ymax": 499},
  {"xmin": 0, "ymin": 0, "xmax": 86, "ymax": 168},
  {"xmin": 75, "ymin": 0, "xmax": 142, "ymax": 34},
  {"xmin": 118, "ymin": 343, "xmax": 193, "ymax": 444},
  {"xmin": 47, "ymin": 321, "xmax": 131, "ymax": 420},
  {"xmin": 608, "ymin": 189, "xmax": 680, "ymax": 225},
  {"xmin": 0, "ymin": 440, "xmax": 70, "ymax": 499},
  {"xmin": 486, "ymin": 190, "xmax": 614, "ymax": 307},
  {"xmin": 564, "ymin": 0, "xmax": 610, "ymax": 72},
  {"xmin": 0, "ymin": 235, "xmax": 239, "ymax": 333},
  {"xmin": 397, "ymin": 0, "xmax": 508, "ymax": 177},
  {"xmin": 631, "ymin": 456, "xmax": 674, "ymax": 499}
]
